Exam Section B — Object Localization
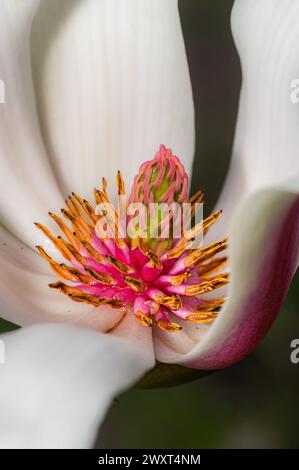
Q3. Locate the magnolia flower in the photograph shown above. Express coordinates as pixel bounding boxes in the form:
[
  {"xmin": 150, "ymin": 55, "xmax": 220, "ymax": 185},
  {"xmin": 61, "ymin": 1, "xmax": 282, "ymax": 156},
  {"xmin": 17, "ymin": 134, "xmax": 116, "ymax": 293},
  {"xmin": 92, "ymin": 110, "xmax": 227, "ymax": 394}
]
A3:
[{"xmin": 0, "ymin": 0, "xmax": 298, "ymax": 449}]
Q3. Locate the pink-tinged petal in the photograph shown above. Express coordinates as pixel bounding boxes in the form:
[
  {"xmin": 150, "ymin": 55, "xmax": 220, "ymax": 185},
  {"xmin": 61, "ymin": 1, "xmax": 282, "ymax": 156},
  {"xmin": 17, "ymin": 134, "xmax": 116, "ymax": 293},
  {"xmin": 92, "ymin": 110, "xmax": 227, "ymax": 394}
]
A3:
[
  {"xmin": 154, "ymin": 187, "xmax": 299, "ymax": 369},
  {"xmin": 140, "ymin": 262, "xmax": 162, "ymax": 282},
  {"xmin": 114, "ymin": 288, "xmax": 136, "ymax": 304},
  {"xmin": 0, "ymin": 323, "xmax": 154, "ymax": 448},
  {"xmin": 0, "ymin": 0, "xmax": 64, "ymax": 247},
  {"xmin": 131, "ymin": 246, "xmax": 149, "ymax": 268},
  {"xmin": 133, "ymin": 295, "xmax": 151, "ymax": 315},
  {"xmin": 31, "ymin": 0, "xmax": 194, "ymax": 200},
  {"xmin": 209, "ymin": 0, "xmax": 299, "ymax": 241},
  {"xmin": 74, "ymin": 284, "xmax": 119, "ymax": 299}
]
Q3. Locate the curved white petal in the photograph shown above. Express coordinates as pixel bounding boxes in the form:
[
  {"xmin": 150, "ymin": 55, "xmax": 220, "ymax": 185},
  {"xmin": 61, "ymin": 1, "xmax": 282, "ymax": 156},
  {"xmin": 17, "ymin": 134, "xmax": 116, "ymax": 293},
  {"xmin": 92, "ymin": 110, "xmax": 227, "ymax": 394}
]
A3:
[
  {"xmin": 31, "ymin": 0, "xmax": 194, "ymax": 199},
  {"xmin": 0, "ymin": 0, "xmax": 64, "ymax": 247},
  {"xmin": 212, "ymin": 0, "xmax": 299, "ymax": 238},
  {"xmin": 0, "ymin": 324, "xmax": 154, "ymax": 448},
  {"xmin": 154, "ymin": 185, "xmax": 299, "ymax": 368},
  {"xmin": 154, "ymin": 0, "xmax": 299, "ymax": 369},
  {"xmin": 0, "ymin": 223, "xmax": 47, "ymax": 275}
]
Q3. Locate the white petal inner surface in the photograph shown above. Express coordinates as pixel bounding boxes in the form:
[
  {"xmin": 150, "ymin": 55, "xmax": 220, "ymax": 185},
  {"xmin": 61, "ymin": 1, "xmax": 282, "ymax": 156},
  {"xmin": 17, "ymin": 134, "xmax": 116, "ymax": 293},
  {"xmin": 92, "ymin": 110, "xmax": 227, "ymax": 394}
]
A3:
[
  {"xmin": 0, "ymin": 323, "xmax": 154, "ymax": 448},
  {"xmin": 31, "ymin": 0, "xmax": 195, "ymax": 200},
  {"xmin": 211, "ymin": 0, "xmax": 299, "ymax": 238},
  {"xmin": 0, "ymin": 0, "xmax": 64, "ymax": 247}
]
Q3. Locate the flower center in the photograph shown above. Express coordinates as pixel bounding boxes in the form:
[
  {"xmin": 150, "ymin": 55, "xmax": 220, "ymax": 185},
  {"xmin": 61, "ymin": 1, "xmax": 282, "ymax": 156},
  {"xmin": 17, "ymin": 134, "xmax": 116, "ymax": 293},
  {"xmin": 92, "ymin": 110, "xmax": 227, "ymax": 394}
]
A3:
[{"xmin": 35, "ymin": 145, "xmax": 229, "ymax": 332}]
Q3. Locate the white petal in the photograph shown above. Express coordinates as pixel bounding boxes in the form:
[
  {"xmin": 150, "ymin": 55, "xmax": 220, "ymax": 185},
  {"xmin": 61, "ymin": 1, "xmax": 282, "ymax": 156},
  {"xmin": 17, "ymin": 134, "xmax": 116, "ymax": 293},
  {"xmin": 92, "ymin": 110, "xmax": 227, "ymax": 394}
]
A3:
[
  {"xmin": 31, "ymin": 0, "xmax": 194, "ymax": 199},
  {"xmin": 0, "ymin": 323, "xmax": 154, "ymax": 448},
  {"xmin": 0, "ymin": 0, "xmax": 64, "ymax": 247},
  {"xmin": 212, "ymin": 0, "xmax": 299, "ymax": 237},
  {"xmin": 154, "ymin": 185, "xmax": 299, "ymax": 368},
  {"xmin": 0, "ymin": 223, "xmax": 47, "ymax": 275},
  {"xmin": 154, "ymin": 0, "xmax": 299, "ymax": 368}
]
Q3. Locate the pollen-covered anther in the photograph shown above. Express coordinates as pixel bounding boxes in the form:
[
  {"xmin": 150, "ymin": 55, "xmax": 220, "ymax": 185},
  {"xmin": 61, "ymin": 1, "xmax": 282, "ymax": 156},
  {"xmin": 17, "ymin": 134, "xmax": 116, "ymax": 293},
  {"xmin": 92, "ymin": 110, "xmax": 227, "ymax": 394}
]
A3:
[
  {"xmin": 184, "ymin": 273, "xmax": 229, "ymax": 296},
  {"xmin": 116, "ymin": 170, "xmax": 125, "ymax": 195},
  {"xmin": 79, "ymin": 239, "xmax": 104, "ymax": 263},
  {"xmin": 147, "ymin": 251, "xmax": 162, "ymax": 269},
  {"xmin": 135, "ymin": 310, "xmax": 153, "ymax": 327},
  {"xmin": 166, "ymin": 210, "xmax": 222, "ymax": 260},
  {"xmin": 36, "ymin": 145, "xmax": 229, "ymax": 333},
  {"xmin": 153, "ymin": 294, "xmax": 182, "ymax": 311},
  {"xmin": 107, "ymin": 255, "xmax": 132, "ymax": 274},
  {"xmin": 124, "ymin": 276, "xmax": 145, "ymax": 292},
  {"xmin": 170, "ymin": 271, "xmax": 191, "ymax": 286},
  {"xmin": 156, "ymin": 319, "xmax": 182, "ymax": 332},
  {"xmin": 35, "ymin": 224, "xmax": 72, "ymax": 261},
  {"xmin": 48, "ymin": 212, "xmax": 79, "ymax": 247},
  {"xmin": 36, "ymin": 247, "xmax": 78, "ymax": 282},
  {"xmin": 63, "ymin": 265, "xmax": 94, "ymax": 285},
  {"xmin": 196, "ymin": 297, "xmax": 227, "ymax": 312},
  {"xmin": 49, "ymin": 281, "xmax": 125, "ymax": 308},
  {"xmin": 197, "ymin": 256, "xmax": 228, "ymax": 277},
  {"xmin": 186, "ymin": 312, "xmax": 219, "ymax": 323},
  {"xmin": 189, "ymin": 189, "xmax": 205, "ymax": 218},
  {"xmin": 69, "ymin": 293, "xmax": 125, "ymax": 308},
  {"xmin": 184, "ymin": 237, "xmax": 228, "ymax": 268},
  {"xmin": 84, "ymin": 268, "xmax": 115, "ymax": 285},
  {"xmin": 61, "ymin": 208, "xmax": 91, "ymax": 240},
  {"xmin": 49, "ymin": 281, "xmax": 70, "ymax": 292}
]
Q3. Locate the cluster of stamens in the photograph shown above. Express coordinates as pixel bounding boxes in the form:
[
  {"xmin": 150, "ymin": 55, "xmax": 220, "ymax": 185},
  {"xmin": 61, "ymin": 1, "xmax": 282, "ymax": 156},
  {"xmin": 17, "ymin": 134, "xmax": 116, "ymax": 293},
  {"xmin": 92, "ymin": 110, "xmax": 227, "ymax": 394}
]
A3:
[{"xmin": 36, "ymin": 146, "xmax": 229, "ymax": 332}]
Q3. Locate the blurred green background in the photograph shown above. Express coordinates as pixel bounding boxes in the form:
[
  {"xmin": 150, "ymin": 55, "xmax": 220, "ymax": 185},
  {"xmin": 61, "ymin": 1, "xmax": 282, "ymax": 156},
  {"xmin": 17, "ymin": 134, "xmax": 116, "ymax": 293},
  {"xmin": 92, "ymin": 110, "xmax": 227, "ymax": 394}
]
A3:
[
  {"xmin": 0, "ymin": 0, "xmax": 298, "ymax": 450},
  {"xmin": 95, "ymin": 0, "xmax": 299, "ymax": 449}
]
